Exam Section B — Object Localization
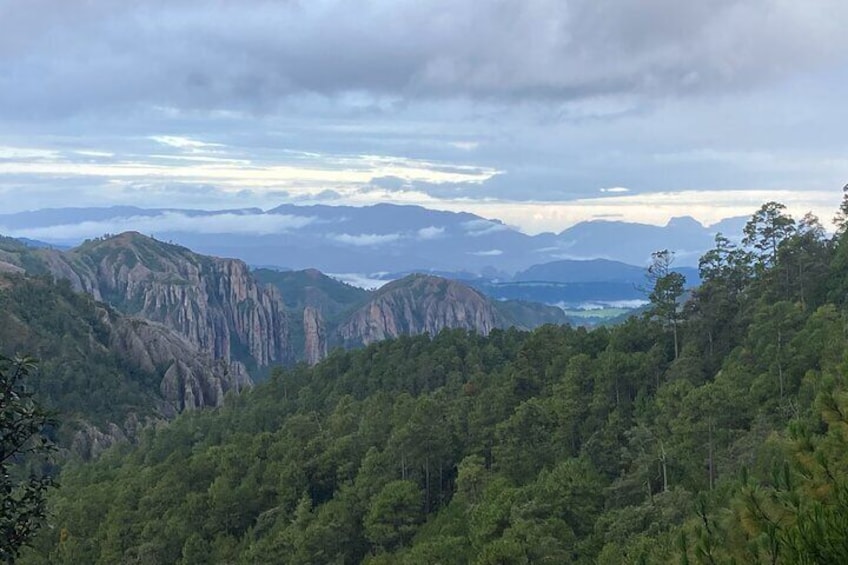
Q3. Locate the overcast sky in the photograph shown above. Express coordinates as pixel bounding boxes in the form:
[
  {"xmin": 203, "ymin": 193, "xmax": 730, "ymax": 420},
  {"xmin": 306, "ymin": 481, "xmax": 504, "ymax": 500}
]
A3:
[{"xmin": 1, "ymin": 0, "xmax": 846, "ymax": 233}]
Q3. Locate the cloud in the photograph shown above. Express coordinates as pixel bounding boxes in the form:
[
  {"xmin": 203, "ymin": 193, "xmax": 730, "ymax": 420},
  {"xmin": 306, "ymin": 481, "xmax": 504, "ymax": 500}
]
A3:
[
  {"xmin": 0, "ymin": 146, "xmax": 59, "ymax": 160},
  {"xmin": 2, "ymin": 1, "xmax": 846, "ymax": 118},
  {"xmin": 331, "ymin": 233, "xmax": 402, "ymax": 246},
  {"xmin": 0, "ymin": 2, "xmax": 843, "ymax": 227},
  {"xmin": 462, "ymin": 218, "xmax": 510, "ymax": 236},
  {"xmin": 370, "ymin": 176, "xmax": 408, "ymax": 191},
  {"xmin": 312, "ymin": 189, "xmax": 343, "ymax": 201},
  {"xmin": 368, "ymin": 176, "xmax": 495, "ymax": 200},
  {"xmin": 468, "ymin": 249, "xmax": 503, "ymax": 256},
  {"xmin": 74, "ymin": 150, "xmax": 115, "ymax": 158},
  {"xmin": 1, "ymin": 211, "xmax": 316, "ymax": 241},
  {"xmin": 150, "ymin": 136, "xmax": 224, "ymax": 151},
  {"xmin": 326, "ymin": 273, "xmax": 392, "ymax": 290},
  {"xmin": 416, "ymin": 226, "xmax": 445, "ymax": 240},
  {"xmin": 0, "ymin": 0, "xmax": 845, "ymax": 238},
  {"xmin": 0, "ymin": 145, "xmax": 497, "ymax": 195}
]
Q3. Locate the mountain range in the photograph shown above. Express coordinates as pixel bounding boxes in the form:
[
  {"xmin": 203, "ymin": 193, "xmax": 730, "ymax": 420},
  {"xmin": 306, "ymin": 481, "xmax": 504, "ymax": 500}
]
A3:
[
  {"xmin": 379, "ymin": 257, "xmax": 700, "ymax": 311},
  {"xmin": 0, "ymin": 204, "xmax": 746, "ymax": 272},
  {"xmin": 1, "ymin": 232, "xmax": 569, "ymax": 370},
  {"xmin": 0, "ymin": 232, "xmax": 571, "ymax": 455},
  {"xmin": 0, "ymin": 205, "xmax": 721, "ymax": 455}
]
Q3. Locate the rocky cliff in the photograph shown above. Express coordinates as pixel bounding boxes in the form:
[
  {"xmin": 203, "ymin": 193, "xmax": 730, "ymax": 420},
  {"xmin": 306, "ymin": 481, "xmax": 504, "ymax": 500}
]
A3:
[
  {"xmin": 6, "ymin": 233, "xmax": 291, "ymax": 370},
  {"xmin": 302, "ymin": 306, "xmax": 328, "ymax": 365},
  {"xmin": 257, "ymin": 271, "xmax": 570, "ymax": 358},
  {"xmin": 337, "ymin": 274, "xmax": 501, "ymax": 346},
  {"xmin": 0, "ymin": 272, "xmax": 249, "ymax": 457},
  {"xmin": 1, "ymin": 236, "xmax": 568, "ymax": 371},
  {"xmin": 108, "ymin": 314, "xmax": 251, "ymax": 412},
  {"xmin": 253, "ymin": 267, "xmax": 367, "ymax": 363},
  {"xmin": 68, "ymin": 312, "xmax": 250, "ymax": 458}
]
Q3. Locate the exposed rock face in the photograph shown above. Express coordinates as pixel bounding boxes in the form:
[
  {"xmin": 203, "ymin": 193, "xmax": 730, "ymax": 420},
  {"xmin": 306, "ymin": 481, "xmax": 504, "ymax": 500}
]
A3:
[
  {"xmin": 303, "ymin": 306, "xmax": 328, "ymax": 365},
  {"xmin": 42, "ymin": 233, "xmax": 291, "ymax": 369},
  {"xmin": 0, "ymin": 234, "xmax": 567, "ymax": 371},
  {"xmin": 108, "ymin": 314, "xmax": 251, "ymax": 412},
  {"xmin": 74, "ymin": 309, "xmax": 251, "ymax": 457},
  {"xmin": 0, "ymin": 270, "xmax": 250, "ymax": 459},
  {"xmin": 337, "ymin": 274, "xmax": 500, "ymax": 346},
  {"xmin": 71, "ymin": 413, "xmax": 145, "ymax": 460},
  {"xmin": 71, "ymin": 421, "xmax": 131, "ymax": 460},
  {"xmin": 39, "ymin": 248, "xmax": 102, "ymax": 296}
]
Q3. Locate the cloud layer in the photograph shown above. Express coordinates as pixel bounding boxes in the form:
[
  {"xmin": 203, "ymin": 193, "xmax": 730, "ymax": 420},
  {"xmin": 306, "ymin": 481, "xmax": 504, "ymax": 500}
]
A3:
[
  {"xmin": 2, "ymin": 1, "xmax": 847, "ymax": 117},
  {"xmin": 0, "ymin": 1, "xmax": 846, "ymax": 231},
  {"xmin": 0, "ymin": 211, "xmax": 317, "ymax": 240}
]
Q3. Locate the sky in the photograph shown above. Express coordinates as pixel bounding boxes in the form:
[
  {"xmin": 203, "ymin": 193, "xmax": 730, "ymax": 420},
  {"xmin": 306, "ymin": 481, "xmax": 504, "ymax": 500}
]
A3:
[{"xmin": 0, "ymin": 0, "xmax": 846, "ymax": 234}]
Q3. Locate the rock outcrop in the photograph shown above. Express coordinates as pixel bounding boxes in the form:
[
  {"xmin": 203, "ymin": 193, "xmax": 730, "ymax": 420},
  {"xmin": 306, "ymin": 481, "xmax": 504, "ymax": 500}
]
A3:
[
  {"xmin": 303, "ymin": 306, "xmax": 328, "ymax": 365},
  {"xmin": 337, "ymin": 274, "xmax": 500, "ymax": 346},
  {"xmin": 108, "ymin": 313, "xmax": 251, "ymax": 413},
  {"xmin": 0, "ymin": 271, "xmax": 251, "ymax": 458},
  {"xmin": 71, "ymin": 413, "xmax": 145, "ymax": 460},
  {"xmin": 19, "ymin": 233, "xmax": 291, "ymax": 370},
  {"xmin": 1, "ymin": 235, "xmax": 567, "ymax": 371}
]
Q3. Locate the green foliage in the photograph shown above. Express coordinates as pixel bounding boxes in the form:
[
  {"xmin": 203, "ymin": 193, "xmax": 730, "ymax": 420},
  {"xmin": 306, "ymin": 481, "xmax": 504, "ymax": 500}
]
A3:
[
  {"xmin": 15, "ymin": 193, "xmax": 848, "ymax": 563},
  {"xmin": 0, "ymin": 275, "xmax": 166, "ymax": 445},
  {"xmin": 0, "ymin": 356, "xmax": 56, "ymax": 563},
  {"xmin": 646, "ymin": 249, "xmax": 686, "ymax": 359},
  {"xmin": 364, "ymin": 480, "xmax": 423, "ymax": 551},
  {"xmin": 743, "ymin": 201, "xmax": 796, "ymax": 269},
  {"xmin": 833, "ymin": 183, "xmax": 848, "ymax": 236},
  {"xmin": 252, "ymin": 268, "xmax": 369, "ymax": 314}
]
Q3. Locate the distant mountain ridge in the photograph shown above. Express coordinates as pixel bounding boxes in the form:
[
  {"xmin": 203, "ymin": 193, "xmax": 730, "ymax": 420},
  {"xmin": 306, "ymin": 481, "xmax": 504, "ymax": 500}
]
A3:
[
  {"xmin": 0, "ymin": 204, "xmax": 748, "ymax": 270},
  {"xmin": 516, "ymin": 258, "xmax": 652, "ymax": 283},
  {"xmin": 373, "ymin": 258, "xmax": 701, "ymax": 309}
]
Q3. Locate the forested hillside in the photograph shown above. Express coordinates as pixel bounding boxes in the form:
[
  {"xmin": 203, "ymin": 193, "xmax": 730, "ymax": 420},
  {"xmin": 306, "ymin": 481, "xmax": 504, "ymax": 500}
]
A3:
[
  {"xmin": 0, "ymin": 274, "xmax": 248, "ymax": 458},
  {"xmin": 18, "ymin": 197, "xmax": 848, "ymax": 563}
]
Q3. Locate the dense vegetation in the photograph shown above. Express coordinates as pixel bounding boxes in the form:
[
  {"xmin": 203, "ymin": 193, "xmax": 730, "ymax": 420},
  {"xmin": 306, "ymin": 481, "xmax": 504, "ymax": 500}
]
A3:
[
  {"xmin": 252, "ymin": 268, "xmax": 370, "ymax": 316},
  {"xmin": 15, "ymin": 196, "xmax": 848, "ymax": 563},
  {"xmin": 0, "ymin": 356, "xmax": 56, "ymax": 562},
  {"xmin": 0, "ymin": 275, "xmax": 163, "ymax": 442}
]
